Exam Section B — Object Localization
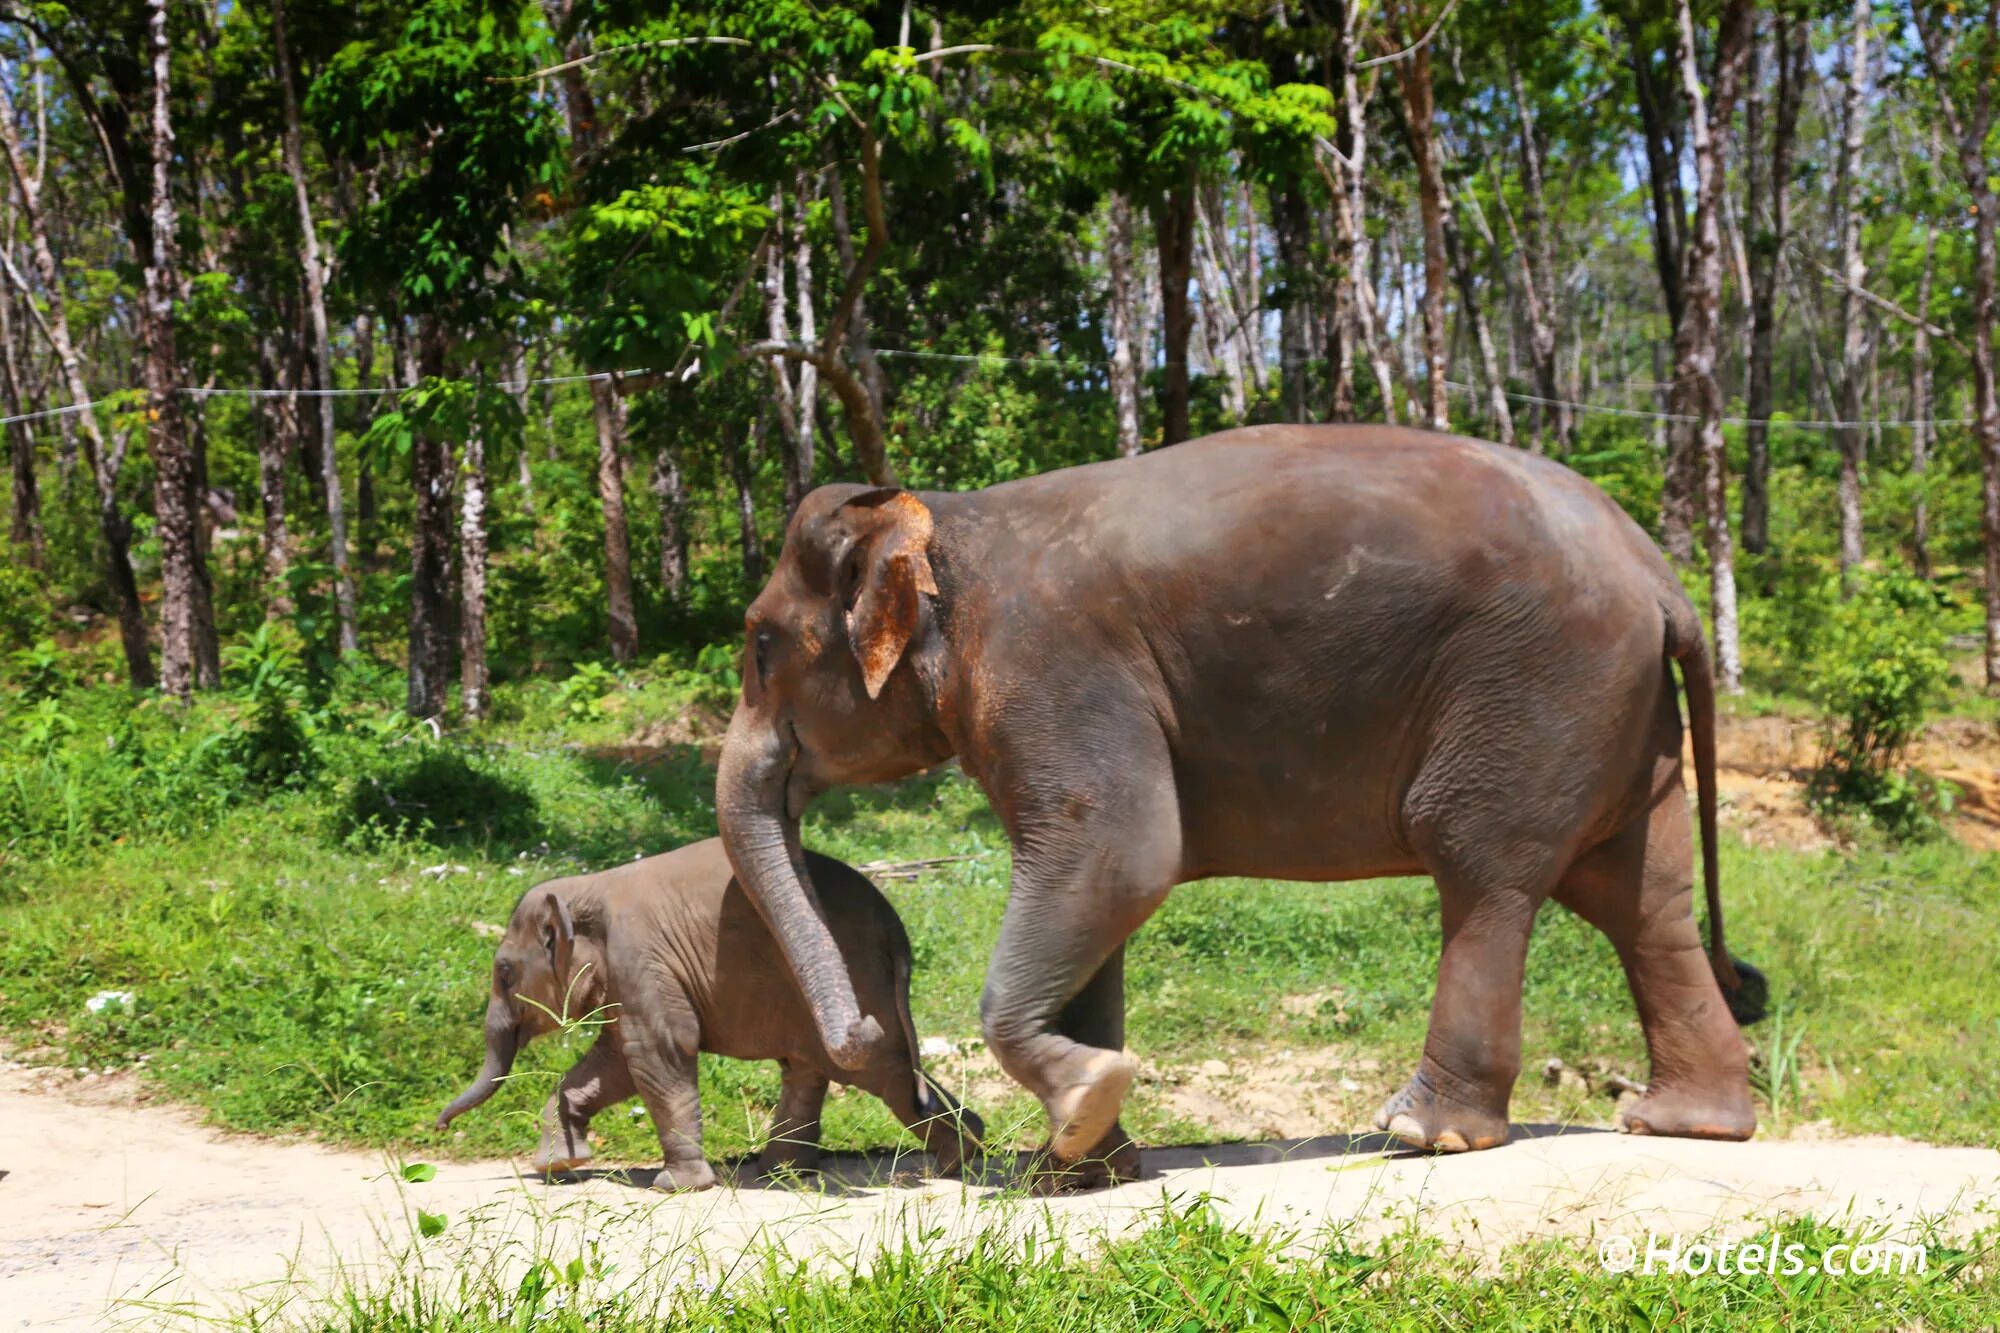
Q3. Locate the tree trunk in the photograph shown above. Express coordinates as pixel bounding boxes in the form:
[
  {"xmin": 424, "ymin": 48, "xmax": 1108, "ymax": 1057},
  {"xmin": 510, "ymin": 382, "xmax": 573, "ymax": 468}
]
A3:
[
  {"xmin": 651, "ymin": 436, "xmax": 689, "ymax": 601},
  {"xmin": 1670, "ymin": 0, "xmax": 1752, "ymax": 691},
  {"xmin": 1830, "ymin": 0, "xmax": 1874, "ymax": 589},
  {"xmin": 1741, "ymin": 13, "xmax": 1806, "ymax": 555},
  {"xmin": 406, "ymin": 317, "xmax": 454, "ymax": 719},
  {"xmin": 1914, "ymin": 3, "xmax": 1999, "ymax": 688},
  {"xmin": 144, "ymin": 0, "xmax": 217, "ymax": 698},
  {"xmin": 1391, "ymin": 15, "xmax": 1450, "ymax": 431},
  {"xmin": 0, "ymin": 79, "xmax": 151, "ymax": 684},
  {"xmin": 1107, "ymin": 190, "xmax": 1146, "ymax": 454},
  {"xmin": 1978, "ymin": 197, "xmax": 2000, "ymax": 691},
  {"xmin": 1193, "ymin": 197, "xmax": 1247, "ymax": 425},
  {"xmin": 0, "ymin": 261, "xmax": 41, "ymax": 563},
  {"xmin": 1274, "ymin": 183, "xmax": 1313, "ymax": 424},
  {"xmin": 593, "ymin": 378, "xmax": 637, "ymax": 662},
  {"xmin": 542, "ymin": 0, "xmax": 640, "ymax": 650},
  {"xmin": 459, "ymin": 413, "xmax": 489, "ymax": 720},
  {"xmin": 506, "ymin": 336, "xmax": 535, "ymax": 516},
  {"xmin": 357, "ymin": 312, "xmax": 380, "ymax": 553},
  {"xmin": 1627, "ymin": 15, "xmax": 1687, "ymax": 333},
  {"xmin": 255, "ymin": 332, "xmax": 292, "ymax": 614},
  {"xmin": 1627, "ymin": 6, "xmax": 1698, "ymax": 562},
  {"xmin": 1911, "ymin": 227, "xmax": 1936, "ymax": 578},
  {"xmin": 1506, "ymin": 61, "xmax": 1572, "ymax": 452},
  {"xmin": 824, "ymin": 151, "xmax": 893, "ymax": 482},
  {"xmin": 1327, "ymin": 4, "xmax": 1399, "ymax": 427},
  {"xmin": 765, "ymin": 185, "xmax": 806, "ymax": 512},
  {"xmin": 1154, "ymin": 181, "xmax": 1196, "ymax": 446},
  {"xmin": 791, "ymin": 168, "xmax": 819, "ymax": 501},
  {"xmin": 729, "ymin": 416, "xmax": 765, "ymax": 586},
  {"xmin": 1445, "ymin": 206, "xmax": 1513, "ymax": 447}
]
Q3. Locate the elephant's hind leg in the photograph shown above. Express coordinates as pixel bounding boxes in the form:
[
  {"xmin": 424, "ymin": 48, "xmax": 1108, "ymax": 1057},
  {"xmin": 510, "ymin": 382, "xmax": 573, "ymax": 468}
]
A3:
[
  {"xmin": 536, "ymin": 1031, "xmax": 635, "ymax": 1173},
  {"xmin": 1376, "ymin": 842, "xmax": 1556, "ymax": 1153},
  {"xmin": 755, "ymin": 1062, "xmax": 829, "ymax": 1177},
  {"xmin": 1553, "ymin": 783, "xmax": 1754, "ymax": 1142}
]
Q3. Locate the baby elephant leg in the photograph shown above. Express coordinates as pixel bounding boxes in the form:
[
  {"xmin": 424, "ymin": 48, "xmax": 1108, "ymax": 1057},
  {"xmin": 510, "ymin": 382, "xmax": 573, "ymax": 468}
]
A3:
[
  {"xmin": 755, "ymin": 1061, "xmax": 830, "ymax": 1177},
  {"xmin": 624, "ymin": 1021, "xmax": 716, "ymax": 1193},
  {"xmin": 536, "ymin": 1032, "xmax": 634, "ymax": 1173}
]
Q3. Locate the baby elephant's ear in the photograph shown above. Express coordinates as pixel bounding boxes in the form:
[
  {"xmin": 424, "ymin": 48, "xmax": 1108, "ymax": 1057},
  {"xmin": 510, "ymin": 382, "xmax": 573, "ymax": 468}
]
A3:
[
  {"xmin": 539, "ymin": 891, "xmax": 575, "ymax": 978},
  {"xmin": 839, "ymin": 490, "xmax": 937, "ymax": 700}
]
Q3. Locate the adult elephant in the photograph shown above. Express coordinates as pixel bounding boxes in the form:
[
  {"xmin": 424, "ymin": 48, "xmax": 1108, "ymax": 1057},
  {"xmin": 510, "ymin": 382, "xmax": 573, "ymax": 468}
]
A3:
[{"xmin": 716, "ymin": 424, "xmax": 1762, "ymax": 1188}]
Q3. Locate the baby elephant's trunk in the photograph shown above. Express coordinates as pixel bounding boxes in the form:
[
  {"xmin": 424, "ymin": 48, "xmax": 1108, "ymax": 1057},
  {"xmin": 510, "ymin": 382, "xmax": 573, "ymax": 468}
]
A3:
[{"xmin": 437, "ymin": 997, "xmax": 520, "ymax": 1129}]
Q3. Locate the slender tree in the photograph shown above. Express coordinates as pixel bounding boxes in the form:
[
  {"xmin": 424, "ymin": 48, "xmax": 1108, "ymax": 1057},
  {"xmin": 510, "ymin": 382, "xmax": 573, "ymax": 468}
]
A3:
[
  {"xmin": 1106, "ymin": 190, "xmax": 1146, "ymax": 454},
  {"xmin": 142, "ymin": 0, "xmax": 216, "ymax": 697},
  {"xmin": 271, "ymin": 0, "xmax": 358, "ymax": 655},
  {"xmin": 1914, "ymin": 0, "xmax": 2000, "ymax": 690},
  {"xmin": 1384, "ymin": 0, "xmax": 1452, "ymax": 431},
  {"xmin": 1829, "ymin": 0, "xmax": 1874, "ymax": 586},
  {"xmin": 1740, "ymin": 10, "xmax": 1805, "ymax": 555},
  {"xmin": 1669, "ymin": 0, "xmax": 1752, "ymax": 690},
  {"xmin": 0, "ymin": 33, "xmax": 156, "ymax": 681}
]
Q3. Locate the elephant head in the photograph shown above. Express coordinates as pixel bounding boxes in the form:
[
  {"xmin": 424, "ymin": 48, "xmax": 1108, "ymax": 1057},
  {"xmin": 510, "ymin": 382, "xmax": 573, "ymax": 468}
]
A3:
[
  {"xmin": 437, "ymin": 890, "xmax": 593, "ymax": 1128},
  {"xmin": 717, "ymin": 485, "xmax": 956, "ymax": 1069}
]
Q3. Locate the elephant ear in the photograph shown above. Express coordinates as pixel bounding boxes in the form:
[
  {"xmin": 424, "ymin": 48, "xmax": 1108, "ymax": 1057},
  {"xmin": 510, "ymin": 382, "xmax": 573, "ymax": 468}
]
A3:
[
  {"xmin": 839, "ymin": 490, "xmax": 938, "ymax": 700},
  {"xmin": 539, "ymin": 891, "xmax": 575, "ymax": 986}
]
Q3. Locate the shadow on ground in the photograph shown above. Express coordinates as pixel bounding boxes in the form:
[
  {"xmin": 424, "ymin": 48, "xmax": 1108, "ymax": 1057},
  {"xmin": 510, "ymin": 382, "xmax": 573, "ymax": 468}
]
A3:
[{"xmin": 524, "ymin": 1123, "xmax": 1614, "ymax": 1199}]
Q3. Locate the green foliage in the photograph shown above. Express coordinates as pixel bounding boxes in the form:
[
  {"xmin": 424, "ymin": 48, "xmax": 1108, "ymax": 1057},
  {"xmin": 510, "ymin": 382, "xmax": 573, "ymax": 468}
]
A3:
[
  {"xmin": 318, "ymin": 1204, "xmax": 1999, "ymax": 1331},
  {"xmin": 1804, "ymin": 572, "xmax": 1954, "ymax": 841},
  {"xmin": 7, "ymin": 638, "xmax": 71, "ymax": 701},
  {"xmin": 220, "ymin": 622, "xmax": 319, "ymax": 790},
  {"xmin": 0, "ymin": 556, "xmax": 49, "ymax": 650}
]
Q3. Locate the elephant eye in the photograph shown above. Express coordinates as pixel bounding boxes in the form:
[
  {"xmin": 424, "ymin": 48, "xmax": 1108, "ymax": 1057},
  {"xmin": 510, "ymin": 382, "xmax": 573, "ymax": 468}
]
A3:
[
  {"xmin": 838, "ymin": 547, "xmax": 864, "ymax": 608},
  {"xmin": 753, "ymin": 629, "xmax": 773, "ymax": 686}
]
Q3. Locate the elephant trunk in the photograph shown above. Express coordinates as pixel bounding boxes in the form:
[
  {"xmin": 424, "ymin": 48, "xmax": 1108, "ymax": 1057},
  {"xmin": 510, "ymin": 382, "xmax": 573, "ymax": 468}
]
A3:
[
  {"xmin": 717, "ymin": 705, "xmax": 881, "ymax": 1070},
  {"xmin": 436, "ymin": 997, "xmax": 520, "ymax": 1129}
]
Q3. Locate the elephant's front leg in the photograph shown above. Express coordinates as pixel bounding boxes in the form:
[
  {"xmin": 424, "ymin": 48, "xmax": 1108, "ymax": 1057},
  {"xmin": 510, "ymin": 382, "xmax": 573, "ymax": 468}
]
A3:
[
  {"xmin": 981, "ymin": 744, "xmax": 1180, "ymax": 1191},
  {"xmin": 624, "ymin": 1008, "xmax": 717, "ymax": 1193},
  {"xmin": 535, "ymin": 1031, "xmax": 635, "ymax": 1174}
]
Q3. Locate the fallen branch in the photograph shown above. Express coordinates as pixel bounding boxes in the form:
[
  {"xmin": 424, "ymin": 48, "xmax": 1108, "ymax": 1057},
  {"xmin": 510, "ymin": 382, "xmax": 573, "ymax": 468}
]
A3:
[{"xmin": 854, "ymin": 853, "xmax": 985, "ymax": 880}]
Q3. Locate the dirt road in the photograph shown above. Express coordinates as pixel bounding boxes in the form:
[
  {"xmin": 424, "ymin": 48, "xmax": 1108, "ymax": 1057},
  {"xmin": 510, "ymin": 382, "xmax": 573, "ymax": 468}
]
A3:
[{"xmin": 3, "ymin": 1069, "xmax": 1995, "ymax": 1331}]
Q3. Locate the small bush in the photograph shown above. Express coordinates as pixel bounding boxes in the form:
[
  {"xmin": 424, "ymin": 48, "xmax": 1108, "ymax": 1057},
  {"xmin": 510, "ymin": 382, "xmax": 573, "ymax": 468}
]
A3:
[
  {"xmin": 340, "ymin": 746, "xmax": 544, "ymax": 849},
  {"xmin": 219, "ymin": 622, "xmax": 318, "ymax": 790},
  {"xmin": 0, "ymin": 554, "xmax": 48, "ymax": 650},
  {"xmin": 1805, "ymin": 571, "xmax": 1953, "ymax": 840}
]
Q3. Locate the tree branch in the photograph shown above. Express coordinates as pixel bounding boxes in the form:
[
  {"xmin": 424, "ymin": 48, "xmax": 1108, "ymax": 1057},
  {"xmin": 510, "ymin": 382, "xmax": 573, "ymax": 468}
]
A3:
[{"xmin": 492, "ymin": 35, "xmax": 750, "ymax": 84}]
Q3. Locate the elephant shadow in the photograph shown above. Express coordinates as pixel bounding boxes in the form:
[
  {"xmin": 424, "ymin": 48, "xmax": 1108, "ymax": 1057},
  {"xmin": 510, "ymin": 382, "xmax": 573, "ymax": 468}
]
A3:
[{"xmin": 534, "ymin": 1123, "xmax": 1612, "ymax": 1199}]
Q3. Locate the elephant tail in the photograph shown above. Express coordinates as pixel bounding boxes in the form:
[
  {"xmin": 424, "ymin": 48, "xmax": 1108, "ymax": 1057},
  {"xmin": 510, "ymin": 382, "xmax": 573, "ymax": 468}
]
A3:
[
  {"xmin": 1666, "ymin": 600, "xmax": 1767, "ymax": 1026},
  {"xmin": 891, "ymin": 948, "xmax": 985, "ymax": 1148}
]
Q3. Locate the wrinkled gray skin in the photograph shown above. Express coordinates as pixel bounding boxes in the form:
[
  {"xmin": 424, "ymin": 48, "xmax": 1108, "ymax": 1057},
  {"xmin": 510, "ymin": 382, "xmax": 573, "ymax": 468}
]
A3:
[
  {"xmin": 437, "ymin": 839, "xmax": 982, "ymax": 1191},
  {"xmin": 717, "ymin": 424, "xmax": 1760, "ymax": 1192}
]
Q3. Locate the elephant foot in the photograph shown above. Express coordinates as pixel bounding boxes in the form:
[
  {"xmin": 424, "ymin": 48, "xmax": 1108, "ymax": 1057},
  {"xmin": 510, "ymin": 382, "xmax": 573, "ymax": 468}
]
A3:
[
  {"xmin": 1024, "ymin": 1124, "xmax": 1141, "ymax": 1195},
  {"xmin": 754, "ymin": 1142, "xmax": 823, "ymax": 1179},
  {"xmin": 1616, "ymin": 1082, "xmax": 1756, "ymax": 1142},
  {"xmin": 1374, "ymin": 1069, "xmax": 1510, "ymax": 1153},
  {"xmin": 534, "ymin": 1125, "xmax": 593, "ymax": 1175},
  {"xmin": 1045, "ymin": 1048, "xmax": 1137, "ymax": 1162},
  {"xmin": 649, "ymin": 1158, "xmax": 719, "ymax": 1193}
]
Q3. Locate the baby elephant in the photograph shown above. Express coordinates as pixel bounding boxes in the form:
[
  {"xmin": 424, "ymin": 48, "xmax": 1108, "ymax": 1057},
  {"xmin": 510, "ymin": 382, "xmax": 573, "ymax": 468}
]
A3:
[{"xmin": 436, "ymin": 838, "xmax": 982, "ymax": 1190}]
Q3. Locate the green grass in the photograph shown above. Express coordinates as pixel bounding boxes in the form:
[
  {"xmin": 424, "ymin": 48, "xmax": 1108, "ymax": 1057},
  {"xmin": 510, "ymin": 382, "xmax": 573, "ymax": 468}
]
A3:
[
  {"xmin": 271, "ymin": 1203, "xmax": 1999, "ymax": 1331},
  {"xmin": 2, "ymin": 673, "xmax": 1997, "ymax": 1170}
]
